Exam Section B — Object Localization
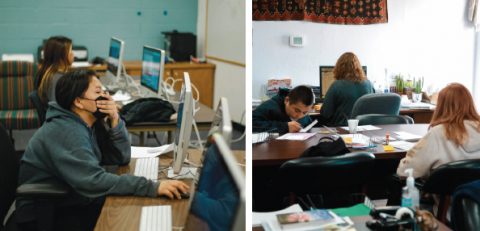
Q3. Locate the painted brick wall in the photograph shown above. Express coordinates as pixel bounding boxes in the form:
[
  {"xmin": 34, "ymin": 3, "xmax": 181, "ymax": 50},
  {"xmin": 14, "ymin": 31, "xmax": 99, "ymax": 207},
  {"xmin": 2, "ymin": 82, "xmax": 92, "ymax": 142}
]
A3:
[{"xmin": 0, "ymin": 0, "xmax": 197, "ymax": 61}]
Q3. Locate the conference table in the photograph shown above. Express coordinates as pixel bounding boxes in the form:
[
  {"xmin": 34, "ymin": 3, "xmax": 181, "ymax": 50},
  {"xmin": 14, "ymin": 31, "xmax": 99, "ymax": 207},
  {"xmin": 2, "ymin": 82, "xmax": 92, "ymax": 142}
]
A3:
[{"xmin": 253, "ymin": 124, "xmax": 429, "ymax": 167}]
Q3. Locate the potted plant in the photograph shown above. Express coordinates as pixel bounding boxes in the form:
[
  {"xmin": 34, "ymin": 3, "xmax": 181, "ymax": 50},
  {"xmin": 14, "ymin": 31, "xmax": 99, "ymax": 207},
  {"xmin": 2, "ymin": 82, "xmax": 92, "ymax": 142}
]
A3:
[
  {"xmin": 412, "ymin": 76, "xmax": 424, "ymax": 103},
  {"xmin": 394, "ymin": 74, "xmax": 405, "ymax": 94}
]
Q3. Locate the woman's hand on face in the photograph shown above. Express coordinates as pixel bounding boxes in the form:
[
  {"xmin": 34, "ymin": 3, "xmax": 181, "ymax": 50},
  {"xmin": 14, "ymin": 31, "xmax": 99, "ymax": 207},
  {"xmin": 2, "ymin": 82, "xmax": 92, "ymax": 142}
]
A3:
[{"xmin": 96, "ymin": 92, "xmax": 119, "ymax": 126}]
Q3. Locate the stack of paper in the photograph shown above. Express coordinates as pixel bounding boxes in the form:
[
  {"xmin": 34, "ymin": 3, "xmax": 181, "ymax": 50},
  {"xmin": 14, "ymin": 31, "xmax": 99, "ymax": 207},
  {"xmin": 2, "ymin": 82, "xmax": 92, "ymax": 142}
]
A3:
[
  {"xmin": 394, "ymin": 131, "xmax": 422, "ymax": 141},
  {"xmin": 340, "ymin": 125, "xmax": 382, "ymax": 132},
  {"xmin": 277, "ymin": 133, "xmax": 316, "ymax": 141}
]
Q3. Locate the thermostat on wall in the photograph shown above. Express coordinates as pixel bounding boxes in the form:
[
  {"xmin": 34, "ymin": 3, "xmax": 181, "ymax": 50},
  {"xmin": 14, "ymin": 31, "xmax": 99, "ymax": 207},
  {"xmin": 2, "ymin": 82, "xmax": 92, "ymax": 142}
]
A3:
[{"xmin": 290, "ymin": 35, "xmax": 304, "ymax": 47}]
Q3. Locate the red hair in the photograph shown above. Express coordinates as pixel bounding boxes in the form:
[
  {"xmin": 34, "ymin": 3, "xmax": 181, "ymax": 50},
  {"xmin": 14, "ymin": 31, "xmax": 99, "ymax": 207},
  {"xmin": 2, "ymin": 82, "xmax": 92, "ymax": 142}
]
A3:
[{"xmin": 430, "ymin": 83, "xmax": 480, "ymax": 146}]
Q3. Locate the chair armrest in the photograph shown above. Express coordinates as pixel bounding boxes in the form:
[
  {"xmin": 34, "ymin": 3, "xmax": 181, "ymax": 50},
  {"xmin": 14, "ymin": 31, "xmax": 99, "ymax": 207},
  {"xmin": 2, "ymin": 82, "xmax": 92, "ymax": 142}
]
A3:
[{"xmin": 16, "ymin": 183, "xmax": 69, "ymax": 199}]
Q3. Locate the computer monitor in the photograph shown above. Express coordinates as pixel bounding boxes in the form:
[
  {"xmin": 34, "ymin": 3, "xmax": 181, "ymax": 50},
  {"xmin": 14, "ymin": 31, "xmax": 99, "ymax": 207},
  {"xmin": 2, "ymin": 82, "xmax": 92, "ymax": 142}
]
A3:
[
  {"xmin": 173, "ymin": 72, "xmax": 194, "ymax": 174},
  {"xmin": 140, "ymin": 46, "xmax": 166, "ymax": 98},
  {"xmin": 319, "ymin": 65, "xmax": 367, "ymax": 100},
  {"xmin": 107, "ymin": 37, "xmax": 125, "ymax": 79},
  {"xmin": 205, "ymin": 97, "xmax": 233, "ymax": 148},
  {"xmin": 191, "ymin": 133, "xmax": 245, "ymax": 231}
]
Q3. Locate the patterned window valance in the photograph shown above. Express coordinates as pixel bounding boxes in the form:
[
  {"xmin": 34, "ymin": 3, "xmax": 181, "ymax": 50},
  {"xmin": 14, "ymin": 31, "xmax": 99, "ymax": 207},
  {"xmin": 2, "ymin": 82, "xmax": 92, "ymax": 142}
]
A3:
[{"xmin": 253, "ymin": 0, "xmax": 388, "ymax": 25}]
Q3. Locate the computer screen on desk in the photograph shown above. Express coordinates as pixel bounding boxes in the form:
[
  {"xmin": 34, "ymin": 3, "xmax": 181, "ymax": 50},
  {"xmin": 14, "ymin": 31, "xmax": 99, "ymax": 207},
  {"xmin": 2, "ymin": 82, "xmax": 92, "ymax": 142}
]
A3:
[
  {"xmin": 206, "ymin": 97, "xmax": 233, "ymax": 148},
  {"xmin": 173, "ymin": 72, "xmax": 194, "ymax": 174},
  {"xmin": 140, "ymin": 46, "xmax": 165, "ymax": 97},
  {"xmin": 107, "ymin": 37, "xmax": 124, "ymax": 79},
  {"xmin": 191, "ymin": 133, "xmax": 245, "ymax": 231},
  {"xmin": 319, "ymin": 65, "xmax": 367, "ymax": 100}
]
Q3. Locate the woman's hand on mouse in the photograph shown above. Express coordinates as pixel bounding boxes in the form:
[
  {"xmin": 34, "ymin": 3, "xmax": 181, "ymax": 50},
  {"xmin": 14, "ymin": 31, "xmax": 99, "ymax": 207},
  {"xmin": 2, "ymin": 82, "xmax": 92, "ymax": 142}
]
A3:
[{"xmin": 157, "ymin": 180, "xmax": 190, "ymax": 199}]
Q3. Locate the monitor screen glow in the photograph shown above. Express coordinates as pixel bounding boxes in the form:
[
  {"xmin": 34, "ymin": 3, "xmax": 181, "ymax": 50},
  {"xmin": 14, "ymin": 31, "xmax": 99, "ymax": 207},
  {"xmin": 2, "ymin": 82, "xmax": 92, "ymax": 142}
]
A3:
[
  {"xmin": 140, "ymin": 46, "xmax": 165, "ymax": 95},
  {"xmin": 107, "ymin": 37, "xmax": 124, "ymax": 78}
]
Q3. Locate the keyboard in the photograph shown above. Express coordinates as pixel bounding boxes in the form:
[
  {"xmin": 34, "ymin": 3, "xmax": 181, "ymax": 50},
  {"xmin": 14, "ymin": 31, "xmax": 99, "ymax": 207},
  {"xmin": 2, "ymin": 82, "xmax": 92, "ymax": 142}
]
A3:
[
  {"xmin": 134, "ymin": 158, "xmax": 159, "ymax": 181},
  {"xmin": 139, "ymin": 205, "xmax": 172, "ymax": 231}
]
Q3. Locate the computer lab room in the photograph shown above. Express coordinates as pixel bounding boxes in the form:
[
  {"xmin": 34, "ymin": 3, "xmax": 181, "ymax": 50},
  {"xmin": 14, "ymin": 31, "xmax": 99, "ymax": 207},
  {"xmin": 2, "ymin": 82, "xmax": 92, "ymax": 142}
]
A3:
[
  {"xmin": 252, "ymin": 1, "xmax": 480, "ymax": 230},
  {"xmin": 0, "ymin": 0, "xmax": 245, "ymax": 231}
]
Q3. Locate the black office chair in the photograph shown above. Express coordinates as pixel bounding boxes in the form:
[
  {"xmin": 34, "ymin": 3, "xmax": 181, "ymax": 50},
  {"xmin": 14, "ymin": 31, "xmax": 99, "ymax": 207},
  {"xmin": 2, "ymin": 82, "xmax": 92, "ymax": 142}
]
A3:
[
  {"xmin": 451, "ymin": 180, "xmax": 480, "ymax": 231},
  {"xmin": 351, "ymin": 93, "xmax": 401, "ymax": 118},
  {"xmin": 0, "ymin": 124, "xmax": 68, "ymax": 231},
  {"xmin": 28, "ymin": 90, "xmax": 47, "ymax": 125},
  {"xmin": 419, "ymin": 159, "xmax": 480, "ymax": 223},
  {"xmin": 356, "ymin": 114, "xmax": 414, "ymax": 126},
  {"xmin": 275, "ymin": 152, "xmax": 375, "ymax": 209}
]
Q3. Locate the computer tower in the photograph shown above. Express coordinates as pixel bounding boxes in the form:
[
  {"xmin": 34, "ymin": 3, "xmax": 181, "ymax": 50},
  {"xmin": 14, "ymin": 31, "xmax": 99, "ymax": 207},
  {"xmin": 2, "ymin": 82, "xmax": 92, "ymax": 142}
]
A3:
[{"xmin": 162, "ymin": 31, "xmax": 196, "ymax": 62}]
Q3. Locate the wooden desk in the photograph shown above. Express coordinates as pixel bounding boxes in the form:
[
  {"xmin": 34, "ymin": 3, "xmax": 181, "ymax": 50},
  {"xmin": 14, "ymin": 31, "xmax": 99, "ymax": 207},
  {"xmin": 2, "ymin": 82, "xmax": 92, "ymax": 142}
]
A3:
[
  {"xmin": 252, "ymin": 215, "xmax": 451, "ymax": 231},
  {"xmin": 123, "ymin": 61, "xmax": 216, "ymax": 108},
  {"xmin": 400, "ymin": 108, "xmax": 434, "ymax": 123},
  {"xmin": 253, "ymin": 124, "xmax": 429, "ymax": 167},
  {"xmin": 95, "ymin": 149, "xmax": 245, "ymax": 231},
  {"xmin": 94, "ymin": 150, "xmax": 202, "ymax": 231}
]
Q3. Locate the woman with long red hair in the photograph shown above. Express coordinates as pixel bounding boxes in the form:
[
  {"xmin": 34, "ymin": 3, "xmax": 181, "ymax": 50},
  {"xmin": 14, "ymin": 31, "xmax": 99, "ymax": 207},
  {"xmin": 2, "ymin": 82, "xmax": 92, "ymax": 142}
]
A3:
[{"xmin": 397, "ymin": 83, "xmax": 480, "ymax": 178}]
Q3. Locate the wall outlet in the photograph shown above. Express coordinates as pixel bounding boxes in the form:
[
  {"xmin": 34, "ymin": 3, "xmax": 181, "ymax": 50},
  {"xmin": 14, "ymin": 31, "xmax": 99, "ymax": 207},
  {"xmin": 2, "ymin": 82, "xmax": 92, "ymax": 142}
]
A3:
[{"xmin": 289, "ymin": 35, "xmax": 304, "ymax": 47}]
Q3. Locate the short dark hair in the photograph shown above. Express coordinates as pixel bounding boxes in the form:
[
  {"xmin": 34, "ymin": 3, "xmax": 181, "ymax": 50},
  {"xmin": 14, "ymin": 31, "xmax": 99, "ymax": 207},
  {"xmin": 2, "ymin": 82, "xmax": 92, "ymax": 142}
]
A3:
[
  {"xmin": 55, "ymin": 69, "xmax": 97, "ymax": 110},
  {"xmin": 287, "ymin": 85, "xmax": 315, "ymax": 106}
]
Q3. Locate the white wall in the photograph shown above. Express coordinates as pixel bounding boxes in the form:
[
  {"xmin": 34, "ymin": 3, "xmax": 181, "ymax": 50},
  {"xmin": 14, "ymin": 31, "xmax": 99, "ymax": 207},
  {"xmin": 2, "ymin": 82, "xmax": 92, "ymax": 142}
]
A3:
[
  {"xmin": 253, "ymin": 0, "xmax": 476, "ymax": 99},
  {"xmin": 197, "ymin": 0, "xmax": 245, "ymax": 123}
]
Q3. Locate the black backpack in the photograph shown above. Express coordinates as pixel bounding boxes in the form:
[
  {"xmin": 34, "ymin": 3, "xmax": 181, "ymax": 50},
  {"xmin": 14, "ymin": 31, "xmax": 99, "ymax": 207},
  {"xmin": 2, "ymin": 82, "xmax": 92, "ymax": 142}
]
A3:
[
  {"xmin": 301, "ymin": 136, "xmax": 350, "ymax": 157},
  {"xmin": 120, "ymin": 98, "xmax": 176, "ymax": 125}
]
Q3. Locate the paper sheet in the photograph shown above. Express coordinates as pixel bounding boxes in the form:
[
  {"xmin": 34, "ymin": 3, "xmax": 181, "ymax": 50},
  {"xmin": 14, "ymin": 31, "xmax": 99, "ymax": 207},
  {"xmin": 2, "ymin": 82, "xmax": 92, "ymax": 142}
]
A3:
[
  {"xmin": 389, "ymin": 141, "xmax": 416, "ymax": 150},
  {"xmin": 131, "ymin": 144, "xmax": 174, "ymax": 159},
  {"xmin": 394, "ymin": 131, "xmax": 422, "ymax": 141},
  {"xmin": 277, "ymin": 133, "xmax": 316, "ymax": 141},
  {"xmin": 252, "ymin": 204, "xmax": 302, "ymax": 227},
  {"xmin": 340, "ymin": 125, "xmax": 382, "ymax": 132}
]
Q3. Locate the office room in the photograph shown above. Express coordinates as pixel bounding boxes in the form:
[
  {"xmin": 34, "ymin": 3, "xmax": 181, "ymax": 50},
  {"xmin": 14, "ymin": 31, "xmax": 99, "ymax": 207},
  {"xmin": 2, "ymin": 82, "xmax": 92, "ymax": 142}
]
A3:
[
  {"xmin": 252, "ymin": 0, "xmax": 480, "ymax": 230},
  {"xmin": 0, "ymin": 0, "xmax": 246, "ymax": 230}
]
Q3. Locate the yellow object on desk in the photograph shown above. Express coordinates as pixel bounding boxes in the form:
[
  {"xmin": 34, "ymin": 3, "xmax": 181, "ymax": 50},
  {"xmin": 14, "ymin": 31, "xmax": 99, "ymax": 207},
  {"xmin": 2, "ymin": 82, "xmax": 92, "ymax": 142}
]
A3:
[{"xmin": 383, "ymin": 145, "xmax": 395, "ymax": 152}]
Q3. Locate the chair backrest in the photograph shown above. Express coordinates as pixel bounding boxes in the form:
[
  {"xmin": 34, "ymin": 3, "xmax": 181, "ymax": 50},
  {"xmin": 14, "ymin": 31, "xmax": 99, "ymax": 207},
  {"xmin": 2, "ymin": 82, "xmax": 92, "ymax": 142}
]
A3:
[
  {"xmin": 0, "ymin": 61, "xmax": 37, "ymax": 110},
  {"xmin": 351, "ymin": 93, "xmax": 401, "ymax": 118},
  {"xmin": 356, "ymin": 114, "xmax": 414, "ymax": 126},
  {"xmin": 451, "ymin": 180, "xmax": 480, "ymax": 231},
  {"xmin": 423, "ymin": 159, "xmax": 480, "ymax": 195},
  {"xmin": 277, "ymin": 152, "xmax": 375, "ymax": 194},
  {"xmin": 29, "ymin": 90, "xmax": 47, "ymax": 124},
  {"xmin": 0, "ymin": 124, "xmax": 19, "ymax": 223}
]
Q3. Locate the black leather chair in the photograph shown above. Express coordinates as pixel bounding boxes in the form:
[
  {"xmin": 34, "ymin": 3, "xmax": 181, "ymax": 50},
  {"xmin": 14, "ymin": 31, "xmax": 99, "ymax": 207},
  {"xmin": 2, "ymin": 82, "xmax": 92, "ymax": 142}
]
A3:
[
  {"xmin": 356, "ymin": 114, "xmax": 414, "ymax": 125},
  {"xmin": 276, "ymin": 152, "xmax": 375, "ymax": 208},
  {"xmin": 28, "ymin": 90, "xmax": 47, "ymax": 125},
  {"xmin": 420, "ymin": 159, "xmax": 480, "ymax": 223},
  {"xmin": 451, "ymin": 180, "xmax": 480, "ymax": 231},
  {"xmin": 0, "ymin": 124, "xmax": 68, "ymax": 231},
  {"xmin": 351, "ymin": 93, "xmax": 401, "ymax": 118}
]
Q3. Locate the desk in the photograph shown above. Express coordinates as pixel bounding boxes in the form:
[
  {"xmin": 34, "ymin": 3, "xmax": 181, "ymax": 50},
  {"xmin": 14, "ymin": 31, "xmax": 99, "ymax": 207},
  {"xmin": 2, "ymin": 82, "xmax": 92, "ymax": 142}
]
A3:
[
  {"xmin": 252, "ymin": 215, "xmax": 452, "ymax": 231},
  {"xmin": 400, "ymin": 108, "xmax": 434, "ymax": 123},
  {"xmin": 253, "ymin": 124, "xmax": 429, "ymax": 167},
  {"xmin": 95, "ymin": 149, "xmax": 245, "ymax": 231},
  {"xmin": 127, "ymin": 103, "xmax": 215, "ymax": 145}
]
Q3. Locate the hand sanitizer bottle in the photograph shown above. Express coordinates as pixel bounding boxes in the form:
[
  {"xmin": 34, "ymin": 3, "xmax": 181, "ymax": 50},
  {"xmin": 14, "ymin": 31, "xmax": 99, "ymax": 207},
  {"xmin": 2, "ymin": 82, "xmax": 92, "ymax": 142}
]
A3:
[
  {"xmin": 405, "ymin": 169, "xmax": 420, "ymax": 209},
  {"xmin": 401, "ymin": 186, "xmax": 412, "ymax": 208}
]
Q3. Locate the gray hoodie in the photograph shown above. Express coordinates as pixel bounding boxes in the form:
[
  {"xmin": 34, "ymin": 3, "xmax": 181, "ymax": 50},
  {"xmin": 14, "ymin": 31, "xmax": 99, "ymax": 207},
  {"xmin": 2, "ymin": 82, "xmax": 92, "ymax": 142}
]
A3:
[{"xmin": 17, "ymin": 102, "xmax": 159, "ymax": 211}]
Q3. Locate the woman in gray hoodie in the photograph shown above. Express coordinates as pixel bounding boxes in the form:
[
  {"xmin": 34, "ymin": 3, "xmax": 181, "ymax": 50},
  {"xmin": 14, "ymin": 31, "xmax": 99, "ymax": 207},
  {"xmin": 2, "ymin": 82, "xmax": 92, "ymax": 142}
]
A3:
[{"xmin": 16, "ymin": 69, "xmax": 188, "ymax": 231}]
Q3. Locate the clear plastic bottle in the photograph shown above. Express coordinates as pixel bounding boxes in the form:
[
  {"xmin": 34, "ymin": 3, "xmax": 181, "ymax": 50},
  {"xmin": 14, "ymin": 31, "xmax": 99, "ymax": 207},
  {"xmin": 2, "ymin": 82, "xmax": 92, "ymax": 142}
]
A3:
[
  {"xmin": 405, "ymin": 169, "xmax": 420, "ymax": 209},
  {"xmin": 401, "ymin": 186, "xmax": 412, "ymax": 208}
]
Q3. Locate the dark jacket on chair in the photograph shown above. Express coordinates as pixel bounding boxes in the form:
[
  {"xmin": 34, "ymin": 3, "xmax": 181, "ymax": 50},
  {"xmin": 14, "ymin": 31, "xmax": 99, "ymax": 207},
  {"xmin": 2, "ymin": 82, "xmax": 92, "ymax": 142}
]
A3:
[{"xmin": 253, "ymin": 88, "xmax": 311, "ymax": 134}]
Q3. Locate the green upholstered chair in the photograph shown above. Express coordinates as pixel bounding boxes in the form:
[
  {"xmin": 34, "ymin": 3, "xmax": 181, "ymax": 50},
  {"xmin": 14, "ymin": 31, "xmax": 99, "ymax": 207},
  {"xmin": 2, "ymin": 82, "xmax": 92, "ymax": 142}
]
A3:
[
  {"xmin": 356, "ymin": 114, "xmax": 414, "ymax": 125},
  {"xmin": 0, "ymin": 61, "xmax": 41, "ymax": 135},
  {"xmin": 351, "ymin": 93, "xmax": 401, "ymax": 118}
]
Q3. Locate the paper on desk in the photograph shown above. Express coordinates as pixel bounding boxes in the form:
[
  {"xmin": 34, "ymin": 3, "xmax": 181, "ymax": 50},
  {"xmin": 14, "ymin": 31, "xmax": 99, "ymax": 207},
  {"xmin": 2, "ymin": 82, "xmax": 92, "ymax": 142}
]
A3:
[
  {"xmin": 390, "ymin": 141, "xmax": 416, "ymax": 150},
  {"xmin": 341, "ymin": 125, "xmax": 382, "ymax": 132},
  {"xmin": 131, "ymin": 144, "xmax": 174, "ymax": 158},
  {"xmin": 394, "ymin": 131, "xmax": 422, "ymax": 141},
  {"xmin": 252, "ymin": 204, "xmax": 302, "ymax": 227},
  {"xmin": 253, "ymin": 132, "xmax": 270, "ymax": 144},
  {"xmin": 276, "ymin": 133, "xmax": 316, "ymax": 141}
]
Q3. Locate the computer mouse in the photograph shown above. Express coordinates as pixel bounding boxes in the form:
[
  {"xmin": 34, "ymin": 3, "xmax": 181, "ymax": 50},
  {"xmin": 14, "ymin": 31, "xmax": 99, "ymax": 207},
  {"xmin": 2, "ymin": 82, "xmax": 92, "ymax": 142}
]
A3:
[{"xmin": 179, "ymin": 192, "xmax": 190, "ymax": 199}]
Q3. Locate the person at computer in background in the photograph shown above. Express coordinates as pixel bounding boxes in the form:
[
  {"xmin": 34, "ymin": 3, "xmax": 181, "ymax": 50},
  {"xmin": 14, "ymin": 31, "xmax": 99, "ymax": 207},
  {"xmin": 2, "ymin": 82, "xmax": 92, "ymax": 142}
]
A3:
[
  {"xmin": 253, "ymin": 85, "xmax": 314, "ymax": 134},
  {"xmin": 16, "ymin": 69, "xmax": 189, "ymax": 230},
  {"xmin": 397, "ymin": 83, "xmax": 480, "ymax": 178},
  {"xmin": 36, "ymin": 35, "xmax": 74, "ymax": 103},
  {"xmin": 318, "ymin": 52, "xmax": 374, "ymax": 126}
]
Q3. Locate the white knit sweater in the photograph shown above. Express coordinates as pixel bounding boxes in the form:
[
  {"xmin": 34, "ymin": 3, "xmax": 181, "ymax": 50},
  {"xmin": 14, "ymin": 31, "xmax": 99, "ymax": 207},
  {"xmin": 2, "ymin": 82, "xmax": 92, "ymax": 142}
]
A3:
[{"xmin": 397, "ymin": 121, "xmax": 480, "ymax": 178}]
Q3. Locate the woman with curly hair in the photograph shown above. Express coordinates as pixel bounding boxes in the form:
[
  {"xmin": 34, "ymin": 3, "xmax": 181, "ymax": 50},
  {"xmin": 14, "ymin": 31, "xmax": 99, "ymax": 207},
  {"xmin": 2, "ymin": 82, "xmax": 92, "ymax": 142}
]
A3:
[{"xmin": 319, "ymin": 52, "xmax": 374, "ymax": 126}]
